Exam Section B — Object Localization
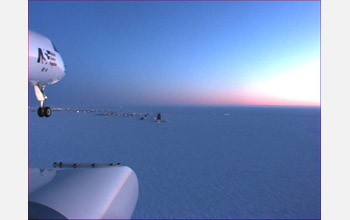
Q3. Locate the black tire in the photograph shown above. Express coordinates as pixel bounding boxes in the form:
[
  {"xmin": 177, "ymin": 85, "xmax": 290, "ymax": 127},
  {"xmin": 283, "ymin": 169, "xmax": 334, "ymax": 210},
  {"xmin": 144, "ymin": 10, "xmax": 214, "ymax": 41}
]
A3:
[
  {"xmin": 44, "ymin": 107, "xmax": 51, "ymax": 117},
  {"xmin": 37, "ymin": 107, "xmax": 44, "ymax": 117}
]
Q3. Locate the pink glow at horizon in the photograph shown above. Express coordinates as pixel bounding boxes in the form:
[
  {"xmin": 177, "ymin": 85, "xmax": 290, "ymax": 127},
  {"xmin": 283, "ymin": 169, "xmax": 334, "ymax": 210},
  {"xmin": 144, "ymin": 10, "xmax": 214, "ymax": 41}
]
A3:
[
  {"xmin": 175, "ymin": 92, "xmax": 319, "ymax": 107},
  {"xmin": 167, "ymin": 61, "xmax": 320, "ymax": 107}
]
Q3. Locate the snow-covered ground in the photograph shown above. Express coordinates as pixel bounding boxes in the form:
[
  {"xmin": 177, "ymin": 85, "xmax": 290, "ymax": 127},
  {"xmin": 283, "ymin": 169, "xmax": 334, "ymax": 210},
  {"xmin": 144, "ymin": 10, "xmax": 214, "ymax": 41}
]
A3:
[{"xmin": 28, "ymin": 106, "xmax": 320, "ymax": 219}]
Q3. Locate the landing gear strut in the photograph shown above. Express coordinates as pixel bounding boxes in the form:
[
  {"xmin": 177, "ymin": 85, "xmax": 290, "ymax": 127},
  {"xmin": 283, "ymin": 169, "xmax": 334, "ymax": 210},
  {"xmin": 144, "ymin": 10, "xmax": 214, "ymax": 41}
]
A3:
[{"xmin": 34, "ymin": 85, "xmax": 52, "ymax": 118}]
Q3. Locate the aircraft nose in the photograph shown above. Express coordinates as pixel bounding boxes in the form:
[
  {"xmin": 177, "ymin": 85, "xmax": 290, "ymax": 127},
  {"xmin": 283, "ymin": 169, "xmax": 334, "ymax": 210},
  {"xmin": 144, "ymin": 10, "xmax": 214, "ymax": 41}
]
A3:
[{"xmin": 56, "ymin": 53, "xmax": 66, "ymax": 78}]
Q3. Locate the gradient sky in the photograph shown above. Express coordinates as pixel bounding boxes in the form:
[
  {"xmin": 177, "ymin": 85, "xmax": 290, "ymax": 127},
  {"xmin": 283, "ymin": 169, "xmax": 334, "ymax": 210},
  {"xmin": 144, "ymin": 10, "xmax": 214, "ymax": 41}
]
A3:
[{"xmin": 28, "ymin": 0, "xmax": 320, "ymax": 107}]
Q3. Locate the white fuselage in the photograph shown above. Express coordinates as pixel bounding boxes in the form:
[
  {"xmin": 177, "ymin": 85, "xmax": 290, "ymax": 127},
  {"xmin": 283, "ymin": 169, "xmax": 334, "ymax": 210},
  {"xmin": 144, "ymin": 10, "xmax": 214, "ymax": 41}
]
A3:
[{"xmin": 28, "ymin": 30, "xmax": 65, "ymax": 86}]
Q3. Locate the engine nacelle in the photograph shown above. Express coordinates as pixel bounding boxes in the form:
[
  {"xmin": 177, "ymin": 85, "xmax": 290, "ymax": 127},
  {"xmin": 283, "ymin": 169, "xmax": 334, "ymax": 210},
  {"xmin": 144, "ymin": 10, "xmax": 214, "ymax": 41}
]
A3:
[{"xmin": 29, "ymin": 163, "xmax": 139, "ymax": 219}]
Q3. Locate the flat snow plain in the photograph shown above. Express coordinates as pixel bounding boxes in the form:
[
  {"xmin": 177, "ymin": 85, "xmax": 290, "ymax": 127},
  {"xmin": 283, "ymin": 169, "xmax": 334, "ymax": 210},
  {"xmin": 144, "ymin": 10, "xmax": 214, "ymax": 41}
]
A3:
[{"xmin": 29, "ymin": 106, "xmax": 321, "ymax": 219}]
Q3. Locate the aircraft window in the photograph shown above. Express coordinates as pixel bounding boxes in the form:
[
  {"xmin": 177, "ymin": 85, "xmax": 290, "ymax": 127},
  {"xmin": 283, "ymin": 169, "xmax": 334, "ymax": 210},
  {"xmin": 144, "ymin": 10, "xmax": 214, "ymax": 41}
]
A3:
[{"xmin": 52, "ymin": 42, "xmax": 59, "ymax": 52}]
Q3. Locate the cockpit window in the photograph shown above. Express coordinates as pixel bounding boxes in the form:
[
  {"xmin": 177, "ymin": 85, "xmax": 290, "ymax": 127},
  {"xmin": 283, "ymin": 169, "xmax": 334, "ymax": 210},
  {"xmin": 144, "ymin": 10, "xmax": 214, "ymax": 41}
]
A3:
[{"xmin": 52, "ymin": 42, "xmax": 59, "ymax": 52}]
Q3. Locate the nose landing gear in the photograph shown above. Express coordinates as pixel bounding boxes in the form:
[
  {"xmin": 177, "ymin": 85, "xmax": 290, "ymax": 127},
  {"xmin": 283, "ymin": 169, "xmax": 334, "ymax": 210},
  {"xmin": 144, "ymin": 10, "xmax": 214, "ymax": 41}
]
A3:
[
  {"xmin": 34, "ymin": 84, "xmax": 52, "ymax": 118},
  {"xmin": 37, "ymin": 106, "xmax": 51, "ymax": 117}
]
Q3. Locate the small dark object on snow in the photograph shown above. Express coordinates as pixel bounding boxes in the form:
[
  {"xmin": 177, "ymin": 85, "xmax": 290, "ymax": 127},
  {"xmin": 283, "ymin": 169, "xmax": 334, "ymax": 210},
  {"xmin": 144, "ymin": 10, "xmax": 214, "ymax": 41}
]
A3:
[{"xmin": 140, "ymin": 113, "xmax": 149, "ymax": 120}]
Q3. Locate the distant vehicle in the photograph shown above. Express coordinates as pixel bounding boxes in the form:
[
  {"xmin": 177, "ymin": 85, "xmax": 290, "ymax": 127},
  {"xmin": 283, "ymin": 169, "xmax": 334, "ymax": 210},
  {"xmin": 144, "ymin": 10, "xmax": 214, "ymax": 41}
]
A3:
[
  {"xmin": 153, "ymin": 113, "xmax": 166, "ymax": 123},
  {"xmin": 29, "ymin": 163, "xmax": 139, "ymax": 219},
  {"xmin": 156, "ymin": 113, "xmax": 162, "ymax": 121},
  {"xmin": 29, "ymin": 30, "xmax": 66, "ymax": 117}
]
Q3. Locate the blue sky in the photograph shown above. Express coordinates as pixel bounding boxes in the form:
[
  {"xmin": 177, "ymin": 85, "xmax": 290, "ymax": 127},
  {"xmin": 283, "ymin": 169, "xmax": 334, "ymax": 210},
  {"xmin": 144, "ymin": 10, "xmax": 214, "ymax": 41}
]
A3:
[{"xmin": 28, "ymin": 0, "xmax": 320, "ymax": 107}]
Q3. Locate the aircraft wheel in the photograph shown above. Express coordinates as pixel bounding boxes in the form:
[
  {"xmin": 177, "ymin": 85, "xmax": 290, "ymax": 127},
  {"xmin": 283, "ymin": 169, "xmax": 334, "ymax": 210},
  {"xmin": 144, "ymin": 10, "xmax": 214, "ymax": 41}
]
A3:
[
  {"xmin": 44, "ymin": 107, "xmax": 51, "ymax": 117},
  {"xmin": 37, "ymin": 107, "xmax": 44, "ymax": 117}
]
